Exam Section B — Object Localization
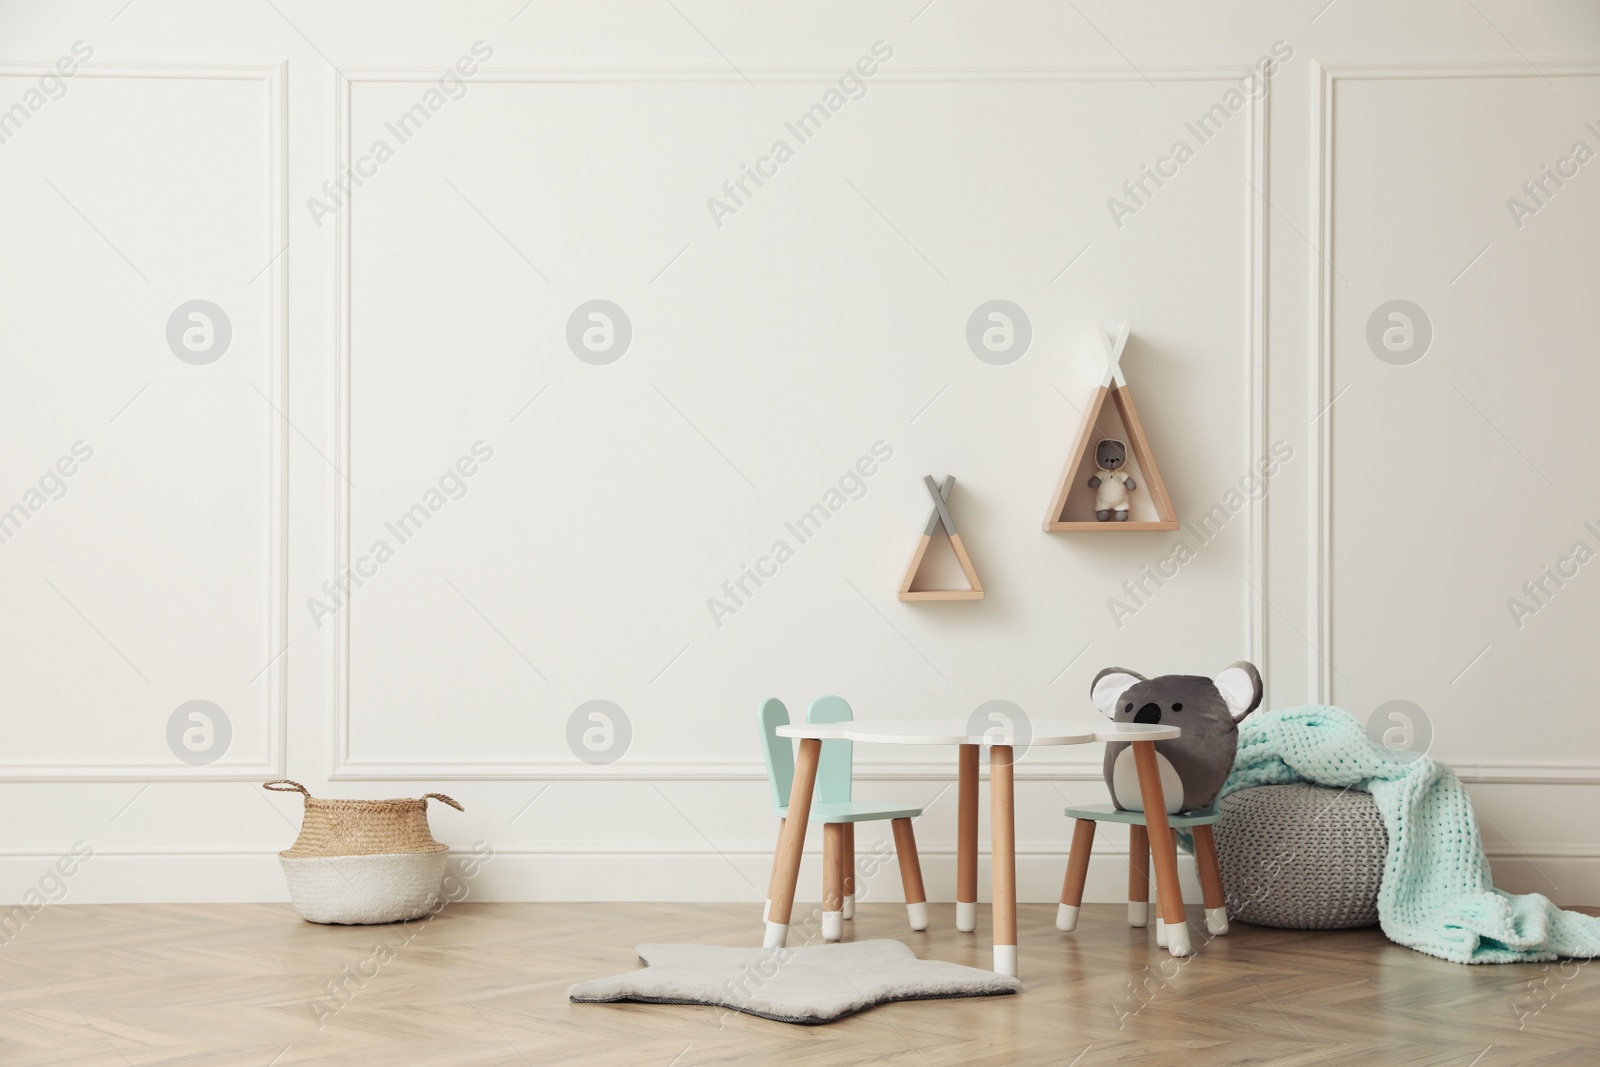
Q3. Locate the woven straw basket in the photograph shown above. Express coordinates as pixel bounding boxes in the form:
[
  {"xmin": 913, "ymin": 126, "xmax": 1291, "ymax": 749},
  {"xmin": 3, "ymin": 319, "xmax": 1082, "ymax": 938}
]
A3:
[{"xmin": 264, "ymin": 780, "xmax": 464, "ymax": 925}]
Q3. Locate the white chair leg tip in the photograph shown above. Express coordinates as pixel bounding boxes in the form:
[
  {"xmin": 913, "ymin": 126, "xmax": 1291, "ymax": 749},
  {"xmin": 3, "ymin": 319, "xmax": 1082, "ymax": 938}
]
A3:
[
  {"xmin": 842, "ymin": 894, "xmax": 855, "ymax": 921},
  {"xmin": 1128, "ymin": 901, "xmax": 1148, "ymax": 928},
  {"xmin": 1154, "ymin": 918, "xmax": 1167, "ymax": 948},
  {"xmin": 1167, "ymin": 924, "xmax": 1193, "ymax": 957},
  {"xmin": 822, "ymin": 911, "xmax": 843, "ymax": 941},
  {"xmin": 762, "ymin": 899, "xmax": 770, "ymax": 923},
  {"xmin": 955, "ymin": 901, "xmax": 977, "ymax": 933},
  {"xmin": 905, "ymin": 901, "xmax": 929, "ymax": 931},
  {"xmin": 993, "ymin": 945, "xmax": 1017, "ymax": 978},
  {"xmin": 1205, "ymin": 907, "xmax": 1229, "ymax": 936},
  {"xmin": 763, "ymin": 921, "xmax": 788, "ymax": 949},
  {"xmin": 1056, "ymin": 903, "xmax": 1079, "ymax": 932}
]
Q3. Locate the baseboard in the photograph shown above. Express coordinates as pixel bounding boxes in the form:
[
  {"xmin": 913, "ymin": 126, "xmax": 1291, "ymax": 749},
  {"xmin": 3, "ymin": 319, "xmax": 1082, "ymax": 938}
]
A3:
[{"xmin": 4, "ymin": 846, "xmax": 1596, "ymax": 909}]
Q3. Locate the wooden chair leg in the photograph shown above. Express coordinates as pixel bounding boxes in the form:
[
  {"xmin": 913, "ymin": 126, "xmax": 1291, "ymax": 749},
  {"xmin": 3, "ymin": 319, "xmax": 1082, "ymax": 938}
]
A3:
[
  {"xmin": 763, "ymin": 817, "xmax": 786, "ymax": 922},
  {"xmin": 842, "ymin": 822, "xmax": 856, "ymax": 920},
  {"xmin": 822, "ymin": 823, "xmax": 844, "ymax": 941},
  {"xmin": 1133, "ymin": 741, "xmax": 1191, "ymax": 957},
  {"xmin": 1192, "ymin": 823, "xmax": 1229, "ymax": 935},
  {"xmin": 890, "ymin": 818, "xmax": 929, "ymax": 931},
  {"xmin": 1056, "ymin": 819, "xmax": 1096, "ymax": 932},
  {"xmin": 956, "ymin": 743, "xmax": 979, "ymax": 932},
  {"xmin": 1127, "ymin": 823, "xmax": 1150, "ymax": 928}
]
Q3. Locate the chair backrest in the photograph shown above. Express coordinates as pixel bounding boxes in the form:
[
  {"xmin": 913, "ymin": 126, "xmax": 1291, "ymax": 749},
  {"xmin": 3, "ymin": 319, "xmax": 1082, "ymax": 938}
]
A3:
[
  {"xmin": 757, "ymin": 698, "xmax": 794, "ymax": 812},
  {"xmin": 806, "ymin": 695, "xmax": 854, "ymax": 803}
]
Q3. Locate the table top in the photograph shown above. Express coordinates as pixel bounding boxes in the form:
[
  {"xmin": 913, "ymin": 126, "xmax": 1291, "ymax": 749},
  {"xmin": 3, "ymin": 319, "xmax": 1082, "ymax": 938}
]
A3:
[{"xmin": 775, "ymin": 717, "xmax": 1179, "ymax": 747}]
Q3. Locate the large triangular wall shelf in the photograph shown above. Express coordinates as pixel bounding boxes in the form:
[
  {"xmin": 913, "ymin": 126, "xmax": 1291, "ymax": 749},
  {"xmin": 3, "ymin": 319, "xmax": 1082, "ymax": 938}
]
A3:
[
  {"xmin": 899, "ymin": 476, "xmax": 985, "ymax": 601},
  {"xmin": 1044, "ymin": 321, "xmax": 1179, "ymax": 532}
]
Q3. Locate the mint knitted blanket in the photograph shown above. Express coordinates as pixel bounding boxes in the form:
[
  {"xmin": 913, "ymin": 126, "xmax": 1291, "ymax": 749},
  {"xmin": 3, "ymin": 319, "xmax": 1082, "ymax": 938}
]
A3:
[{"xmin": 1219, "ymin": 705, "xmax": 1600, "ymax": 964}]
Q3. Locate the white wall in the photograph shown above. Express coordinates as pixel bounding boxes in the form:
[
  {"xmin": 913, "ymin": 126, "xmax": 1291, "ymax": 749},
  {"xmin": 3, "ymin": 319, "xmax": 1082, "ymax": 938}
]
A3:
[{"xmin": 1, "ymin": 1, "xmax": 1597, "ymax": 908}]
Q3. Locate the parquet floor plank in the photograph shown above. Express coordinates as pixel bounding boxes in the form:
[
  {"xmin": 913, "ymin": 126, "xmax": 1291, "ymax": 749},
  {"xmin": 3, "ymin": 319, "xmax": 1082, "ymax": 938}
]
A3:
[{"xmin": 0, "ymin": 901, "xmax": 1594, "ymax": 1066}]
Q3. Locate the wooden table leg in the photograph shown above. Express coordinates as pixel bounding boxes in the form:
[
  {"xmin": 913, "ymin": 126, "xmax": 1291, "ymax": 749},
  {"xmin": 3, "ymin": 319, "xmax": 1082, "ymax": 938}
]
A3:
[
  {"xmin": 1132, "ymin": 741, "xmax": 1191, "ymax": 956},
  {"xmin": 841, "ymin": 822, "xmax": 856, "ymax": 920},
  {"xmin": 953, "ymin": 742, "xmax": 979, "ymax": 934},
  {"xmin": 767, "ymin": 737, "xmax": 821, "ymax": 948},
  {"xmin": 1127, "ymin": 823, "xmax": 1150, "ymax": 928},
  {"xmin": 1154, "ymin": 834, "xmax": 1177, "ymax": 948},
  {"xmin": 1192, "ymin": 823, "xmax": 1229, "ymax": 936},
  {"xmin": 989, "ymin": 744, "xmax": 1017, "ymax": 977},
  {"xmin": 956, "ymin": 743, "xmax": 979, "ymax": 932},
  {"xmin": 1056, "ymin": 819, "xmax": 1095, "ymax": 932}
]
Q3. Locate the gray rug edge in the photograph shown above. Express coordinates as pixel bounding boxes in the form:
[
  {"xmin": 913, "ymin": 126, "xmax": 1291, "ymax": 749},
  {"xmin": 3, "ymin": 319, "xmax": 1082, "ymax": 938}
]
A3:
[
  {"xmin": 568, "ymin": 939, "xmax": 1021, "ymax": 1025},
  {"xmin": 568, "ymin": 985, "xmax": 1018, "ymax": 1026}
]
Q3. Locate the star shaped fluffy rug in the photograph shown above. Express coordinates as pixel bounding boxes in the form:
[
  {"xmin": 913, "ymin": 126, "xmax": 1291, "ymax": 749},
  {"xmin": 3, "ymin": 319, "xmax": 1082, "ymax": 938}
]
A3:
[{"xmin": 569, "ymin": 939, "xmax": 1020, "ymax": 1025}]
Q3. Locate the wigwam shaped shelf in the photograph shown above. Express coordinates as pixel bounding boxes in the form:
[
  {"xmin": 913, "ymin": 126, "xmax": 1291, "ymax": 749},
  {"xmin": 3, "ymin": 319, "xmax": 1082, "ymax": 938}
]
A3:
[
  {"xmin": 1044, "ymin": 321, "xmax": 1178, "ymax": 532},
  {"xmin": 900, "ymin": 476, "xmax": 984, "ymax": 601}
]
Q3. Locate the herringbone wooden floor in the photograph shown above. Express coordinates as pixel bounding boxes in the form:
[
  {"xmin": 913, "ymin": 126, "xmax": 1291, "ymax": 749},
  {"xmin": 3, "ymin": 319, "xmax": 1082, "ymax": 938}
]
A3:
[{"xmin": 0, "ymin": 901, "xmax": 1594, "ymax": 1066}]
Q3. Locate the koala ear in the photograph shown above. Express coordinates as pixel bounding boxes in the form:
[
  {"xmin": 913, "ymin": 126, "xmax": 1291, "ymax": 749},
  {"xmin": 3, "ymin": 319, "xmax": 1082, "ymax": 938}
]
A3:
[
  {"xmin": 1091, "ymin": 667, "xmax": 1145, "ymax": 718},
  {"xmin": 1213, "ymin": 661, "xmax": 1263, "ymax": 721}
]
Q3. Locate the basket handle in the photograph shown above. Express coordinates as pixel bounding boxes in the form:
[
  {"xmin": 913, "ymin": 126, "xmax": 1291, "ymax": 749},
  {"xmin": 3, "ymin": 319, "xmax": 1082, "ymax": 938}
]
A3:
[
  {"xmin": 263, "ymin": 779, "xmax": 310, "ymax": 796},
  {"xmin": 423, "ymin": 793, "xmax": 464, "ymax": 811}
]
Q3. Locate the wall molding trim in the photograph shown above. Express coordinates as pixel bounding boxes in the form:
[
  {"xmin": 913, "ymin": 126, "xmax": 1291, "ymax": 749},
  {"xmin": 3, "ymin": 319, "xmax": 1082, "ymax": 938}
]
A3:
[
  {"xmin": 1309, "ymin": 60, "xmax": 1600, "ymax": 705},
  {"xmin": 0, "ymin": 62, "xmax": 290, "ymax": 783},
  {"xmin": 328, "ymin": 63, "xmax": 1272, "ymax": 778},
  {"xmin": 328, "ymin": 757, "xmax": 1600, "ymax": 785},
  {"xmin": 336, "ymin": 64, "xmax": 1297, "ymax": 83}
]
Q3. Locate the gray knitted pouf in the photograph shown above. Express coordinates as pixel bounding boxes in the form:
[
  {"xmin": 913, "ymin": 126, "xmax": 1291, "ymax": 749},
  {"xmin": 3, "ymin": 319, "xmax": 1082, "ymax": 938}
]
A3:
[{"xmin": 1215, "ymin": 783, "xmax": 1387, "ymax": 929}]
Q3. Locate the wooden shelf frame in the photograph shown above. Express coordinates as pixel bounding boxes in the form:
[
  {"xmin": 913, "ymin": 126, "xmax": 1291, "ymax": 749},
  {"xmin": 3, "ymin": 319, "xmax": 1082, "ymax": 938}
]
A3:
[
  {"xmin": 1044, "ymin": 321, "xmax": 1178, "ymax": 532},
  {"xmin": 899, "ymin": 476, "xmax": 985, "ymax": 601}
]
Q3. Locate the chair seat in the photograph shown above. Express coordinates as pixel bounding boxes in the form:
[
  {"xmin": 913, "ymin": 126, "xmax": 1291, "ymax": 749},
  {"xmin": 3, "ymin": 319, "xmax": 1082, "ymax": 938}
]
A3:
[
  {"xmin": 1062, "ymin": 803, "xmax": 1219, "ymax": 827},
  {"xmin": 776, "ymin": 800, "xmax": 924, "ymax": 823}
]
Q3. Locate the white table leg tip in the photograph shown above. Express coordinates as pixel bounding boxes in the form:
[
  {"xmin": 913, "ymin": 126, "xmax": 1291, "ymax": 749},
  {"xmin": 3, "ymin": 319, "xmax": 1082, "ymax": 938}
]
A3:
[
  {"xmin": 904, "ymin": 901, "xmax": 929, "ymax": 931},
  {"xmin": 763, "ymin": 921, "xmax": 788, "ymax": 948},
  {"xmin": 842, "ymin": 894, "xmax": 855, "ymax": 921},
  {"xmin": 993, "ymin": 945, "xmax": 1017, "ymax": 978},
  {"xmin": 1155, "ymin": 918, "xmax": 1167, "ymax": 948},
  {"xmin": 762, "ymin": 899, "xmax": 770, "ymax": 923},
  {"xmin": 1167, "ymin": 924, "xmax": 1193, "ymax": 957},
  {"xmin": 1055, "ymin": 903, "xmax": 1079, "ymax": 932},
  {"xmin": 1128, "ymin": 901, "xmax": 1148, "ymax": 928},
  {"xmin": 955, "ymin": 901, "xmax": 977, "ymax": 933},
  {"xmin": 1205, "ymin": 907, "xmax": 1229, "ymax": 936},
  {"xmin": 822, "ymin": 911, "xmax": 843, "ymax": 941}
]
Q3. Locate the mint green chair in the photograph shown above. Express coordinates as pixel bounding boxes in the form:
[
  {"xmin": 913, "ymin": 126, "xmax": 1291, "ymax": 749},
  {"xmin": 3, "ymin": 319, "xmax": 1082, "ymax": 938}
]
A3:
[
  {"xmin": 1056, "ymin": 802, "xmax": 1226, "ymax": 956},
  {"xmin": 758, "ymin": 696, "xmax": 928, "ymax": 941}
]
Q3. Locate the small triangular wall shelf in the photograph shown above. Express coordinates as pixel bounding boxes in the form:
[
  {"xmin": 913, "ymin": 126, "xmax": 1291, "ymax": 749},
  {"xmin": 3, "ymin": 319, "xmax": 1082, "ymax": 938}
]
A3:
[
  {"xmin": 1044, "ymin": 321, "xmax": 1178, "ymax": 532},
  {"xmin": 900, "ymin": 476, "xmax": 984, "ymax": 601}
]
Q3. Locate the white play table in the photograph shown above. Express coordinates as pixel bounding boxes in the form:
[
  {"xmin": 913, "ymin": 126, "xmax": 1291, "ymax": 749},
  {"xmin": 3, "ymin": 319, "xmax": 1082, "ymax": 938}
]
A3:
[{"xmin": 770, "ymin": 717, "xmax": 1183, "ymax": 977}]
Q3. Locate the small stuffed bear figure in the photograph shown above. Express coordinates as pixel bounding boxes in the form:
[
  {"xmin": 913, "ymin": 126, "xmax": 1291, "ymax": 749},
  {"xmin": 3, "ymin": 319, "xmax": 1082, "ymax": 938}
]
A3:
[
  {"xmin": 1086, "ymin": 439, "xmax": 1136, "ymax": 521},
  {"xmin": 1091, "ymin": 661, "xmax": 1263, "ymax": 814}
]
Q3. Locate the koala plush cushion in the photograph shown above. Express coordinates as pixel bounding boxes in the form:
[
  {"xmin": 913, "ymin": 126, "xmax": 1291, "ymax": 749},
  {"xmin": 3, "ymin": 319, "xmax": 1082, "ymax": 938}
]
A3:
[{"xmin": 1092, "ymin": 662, "xmax": 1263, "ymax": 813}]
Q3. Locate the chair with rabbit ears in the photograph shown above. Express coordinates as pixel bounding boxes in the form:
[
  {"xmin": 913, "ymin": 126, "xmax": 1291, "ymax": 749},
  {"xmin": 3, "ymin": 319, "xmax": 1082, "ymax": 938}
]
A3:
[{"xmin": 757, "ymin": 696, "xmax": 931, "ymax": 942}]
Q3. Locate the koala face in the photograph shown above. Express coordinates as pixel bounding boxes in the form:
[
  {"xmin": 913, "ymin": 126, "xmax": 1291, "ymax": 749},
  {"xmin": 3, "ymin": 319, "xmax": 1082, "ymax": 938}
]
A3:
[
  {"xmin": 1095, "ymin": 439, "xmax": 1127, "ymax": 471},
  {"xmin": 1101, "ymin": 674, "xmax": 1229, "ymax": 728},
  {"xmin": 1091, "ymin": 663, "xmax": 1262, "ymax": 729}
]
